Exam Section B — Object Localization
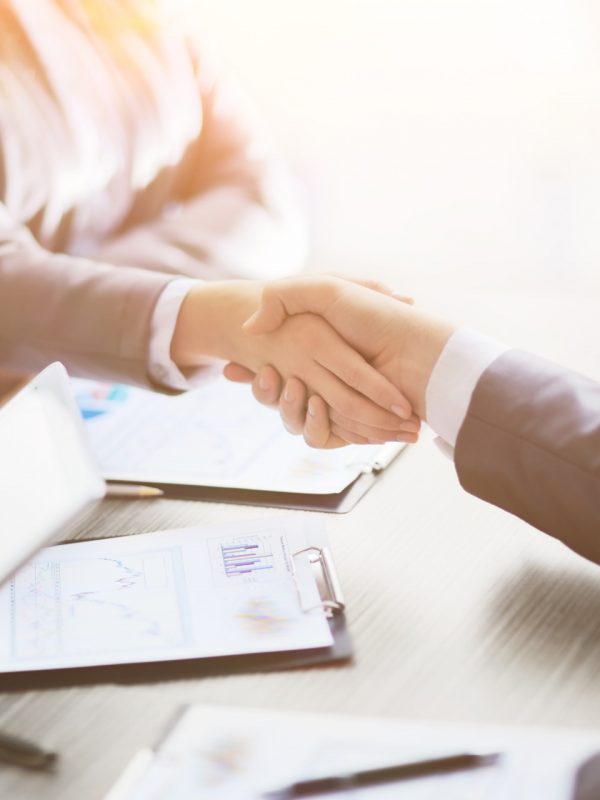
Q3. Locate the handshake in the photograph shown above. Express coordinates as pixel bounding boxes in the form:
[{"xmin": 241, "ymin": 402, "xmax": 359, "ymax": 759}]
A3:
[
  {"xmin": 172, "ymin": 275, "xmax": 456, "ymax": 449},
  {"xmin": 171, "ymin": 273, "xmax": 600, "ymax": 556}
]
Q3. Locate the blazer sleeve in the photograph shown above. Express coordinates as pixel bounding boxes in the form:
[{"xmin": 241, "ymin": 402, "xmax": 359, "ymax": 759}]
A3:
[
  {"xmin": 0, "ymin": 203, "xmax": 174, "ymax": 386},
  {"xmin": 454, "ymin": 349, "xmax": 600, "ymax": 563}
]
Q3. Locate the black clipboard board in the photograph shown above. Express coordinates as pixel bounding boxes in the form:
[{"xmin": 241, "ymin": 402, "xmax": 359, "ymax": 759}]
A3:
[
  {"xmin": 0, "ymin": 614, "xmax": 351, "ymax": 691},
  {"xmin": 108, "ymin": 446, "xmax": 406, "ymax": 514}
]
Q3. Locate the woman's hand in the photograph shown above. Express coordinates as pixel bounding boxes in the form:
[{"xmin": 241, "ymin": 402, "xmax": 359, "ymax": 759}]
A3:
[
  {"xmin": 221, "ymin": 275, "xmax": 425, "ymax": 448},
  {"xmin": 170, "ymin": 279, "xmax": 415, "ymax": 440},
  {"xmin": 240, "ymin": 275, "xmax": 455, "ymax": 420}
]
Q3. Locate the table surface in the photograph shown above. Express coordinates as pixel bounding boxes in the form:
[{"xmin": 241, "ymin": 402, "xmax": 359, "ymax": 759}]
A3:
[{"xmin": 1, "ymin": 285, "xmax": 599, "ymax": 799}]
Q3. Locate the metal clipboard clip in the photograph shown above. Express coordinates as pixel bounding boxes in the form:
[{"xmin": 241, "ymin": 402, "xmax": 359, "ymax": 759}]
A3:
[{"xmin": 292, "ymin": 546, "xmax": 345, "ymax": 618}]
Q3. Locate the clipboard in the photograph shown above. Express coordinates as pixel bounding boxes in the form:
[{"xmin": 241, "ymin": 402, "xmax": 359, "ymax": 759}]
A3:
[
  {"xmin": 0, "ymin": 524, "xmax": 353, "ymax": 691},
  {"xmin": 105, "ymin": 705, "xmax": 600, "ymax": 800},
  {"xmin": 110, "ymin": 447, "xmax": 405, "ymax": 513},
  {"xmin": 74, "ymin": 377, "xmax": 407, "ymax": 514}
]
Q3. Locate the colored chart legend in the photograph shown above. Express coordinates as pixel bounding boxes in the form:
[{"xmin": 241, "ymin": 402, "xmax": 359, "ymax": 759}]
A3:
[{"xmin": 220, "ymin": 538, "xmax": 274, "ymax": 578}]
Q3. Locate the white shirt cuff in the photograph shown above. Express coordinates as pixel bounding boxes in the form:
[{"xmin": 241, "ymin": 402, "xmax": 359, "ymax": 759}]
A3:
[
  {"xmin": 425, "ymin": 328, "xmax": 509, "ymax": 448},
  {"xmin": 148, "ymin": 278, "xmax": 200, "ymax": 390}
]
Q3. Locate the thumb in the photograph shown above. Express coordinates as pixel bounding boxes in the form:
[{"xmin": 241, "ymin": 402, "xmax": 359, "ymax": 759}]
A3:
[
  {"xmin": 243, "ymin": 292, "xmax": 288, "ymax": 335},
  {"xmin": 243, "ymin": 275, "xmax": 414, "ymax": 336},
  {"xmin": 243, "ymin": 277, "xmax": 339, "ymax": 335}
]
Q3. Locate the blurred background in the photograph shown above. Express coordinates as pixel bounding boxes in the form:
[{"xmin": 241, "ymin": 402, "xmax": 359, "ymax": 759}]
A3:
[{"xmin": 180, "ymin": 0, "xmax": 599, "ymax": 370}]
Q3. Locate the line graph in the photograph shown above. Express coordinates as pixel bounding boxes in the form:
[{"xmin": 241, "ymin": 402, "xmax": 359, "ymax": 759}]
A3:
[{"xmin": 10, "ymin": 548, "xmax": 189, "ymax": 661}]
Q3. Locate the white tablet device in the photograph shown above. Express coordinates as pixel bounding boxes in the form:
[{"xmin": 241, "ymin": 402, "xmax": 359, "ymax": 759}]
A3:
[{"xmin": 0, "ymin": 362, "xmax": 105, "ymax": 587}]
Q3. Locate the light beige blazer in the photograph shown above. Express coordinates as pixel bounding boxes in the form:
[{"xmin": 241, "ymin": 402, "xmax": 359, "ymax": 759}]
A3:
[{"xmin": 0, "ymin": 1, "xmax": 304, "ymax": 386}]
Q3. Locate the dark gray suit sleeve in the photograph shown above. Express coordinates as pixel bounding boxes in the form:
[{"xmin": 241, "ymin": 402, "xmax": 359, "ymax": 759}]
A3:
[{"xmin": 454, "ymin": 350, "xmax": 600, "ymax": 563}]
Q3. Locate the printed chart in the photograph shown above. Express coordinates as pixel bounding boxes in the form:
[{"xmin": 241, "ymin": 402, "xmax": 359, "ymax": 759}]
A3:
[
  {"xmin": 74, "ymin": 381, "xmax": 131, "ymax": 420},
  {"xmin": 74, "ymin": 378, "xmax": 281, "ymax": 479},
  {"xmin": 9, "ymin": 549, "xmax": 189, "ymax": 661},
  {"xmin": 210, "ymin": 534, "xmax": 290, "ymax": 586},
  {"xmin": 221, "ymin": 539, "xmax": 274, "ymax": 578}
]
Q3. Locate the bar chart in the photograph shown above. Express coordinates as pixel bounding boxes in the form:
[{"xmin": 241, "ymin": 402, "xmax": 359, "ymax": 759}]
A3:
[{"xmin": 220, "ymin": 537, "xmax": 275, "ymax": 579}]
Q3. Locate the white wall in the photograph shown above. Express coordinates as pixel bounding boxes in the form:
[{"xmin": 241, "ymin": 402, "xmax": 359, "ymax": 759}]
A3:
[{"xmin": 181, "ymin": 0, "xmax": 600, "ymax": 295}]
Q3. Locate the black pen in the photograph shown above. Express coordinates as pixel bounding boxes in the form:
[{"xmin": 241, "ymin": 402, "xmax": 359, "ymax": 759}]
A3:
[
  {"xmin": 263, "ymin": 751, "xmax": 501, "ymax": 798},
  {"xmin": 0, "ymin": 731, "xmax": 58, "ymax": 771}
]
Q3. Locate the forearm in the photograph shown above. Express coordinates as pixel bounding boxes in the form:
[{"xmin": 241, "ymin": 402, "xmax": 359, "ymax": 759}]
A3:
[{"xmin": 0, "ymin": 208, "xmax": 173, "ymax": 385}]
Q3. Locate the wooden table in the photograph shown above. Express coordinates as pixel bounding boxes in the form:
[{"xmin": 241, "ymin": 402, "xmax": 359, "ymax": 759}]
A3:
[{"xmin": 1, "ymin": 286, "xmax": 599, "ymax": 799}]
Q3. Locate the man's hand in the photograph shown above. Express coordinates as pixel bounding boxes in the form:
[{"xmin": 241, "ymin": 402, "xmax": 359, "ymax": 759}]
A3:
[
  {"xmin": 170, "ymin": 279, "xmax": 418, "ymax": 443},
  {"xmin": 223, "ymin": 362, "xmax": 421, "ymax": 447},
  {"xmin": 224, "ymin": 276, "xmax": 456, "ymax": 446}
]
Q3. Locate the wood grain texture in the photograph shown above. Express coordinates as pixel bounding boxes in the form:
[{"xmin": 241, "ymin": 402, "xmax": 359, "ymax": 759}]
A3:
[{"xmin": 1, "ymin": 290, "xmax": 599, "ymax": 799}]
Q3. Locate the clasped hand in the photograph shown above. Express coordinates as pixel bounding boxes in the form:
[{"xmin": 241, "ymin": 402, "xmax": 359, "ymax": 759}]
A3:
[
  {"xmin": 221, "ymin": 276, "xmax": 455, "ymax": 448},
  {"xmin": 171, "ymin": 278, "xmax": 427, "ymax": 447}
]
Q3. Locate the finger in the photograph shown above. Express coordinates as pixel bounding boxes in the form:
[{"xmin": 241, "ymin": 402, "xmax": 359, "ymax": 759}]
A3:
[
  {"xmin": 329, "ymin": 410, "xmax": 421, "ymax": 443},
  {"xmin": 279, "ymin": 377, "xmax": 308, "ymax": 435},
  {"xmin": 303, "ymin": 396, "xmax": 348, "ymax": 449},
  {"xmin": 251, "ymin": 365, "xmax": 283, "ymax": 407},
  {"xmin": 303, "ymin": 360, "xmax": 413, "ymax": 431},
  {"xmin": 331, "ymin": 421, "xmax": 419, "ymax": 446},
  {"xmin": 329, "ymin": 422, "xmax": 372, "ymax": 445},
  {"xmin": 223, "ymin": 362, "xmax": 256, "ymax": 383},
  {"xmin": 314, "ymin": 337, "xmax": 411, "ymax": 418}
]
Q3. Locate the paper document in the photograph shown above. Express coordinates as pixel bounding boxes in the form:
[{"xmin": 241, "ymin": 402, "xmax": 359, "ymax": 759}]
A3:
[
  {"xmin": 73, "ymin": 377, "xmax": 401, "ymax": 495},
  {"xmin": 105, "ymin": 705, "xmax": 600, "ymax": 800},
  {"xmin": 0, "ymin": 518, "xmax": 333, "ymax": 672}
]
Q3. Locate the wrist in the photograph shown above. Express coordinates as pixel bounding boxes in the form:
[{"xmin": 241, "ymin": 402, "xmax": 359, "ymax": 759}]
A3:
[
  {"xmin": 379, "ymin": 307, "xmax": 455, "ymax": 420},
  {"xmin": 170, "ymin": 280, "xmax": 264, "ymax": 368}
]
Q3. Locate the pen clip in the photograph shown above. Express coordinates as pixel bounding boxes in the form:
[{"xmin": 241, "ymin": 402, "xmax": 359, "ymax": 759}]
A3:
[{"xmin": 292, "ymin": 546, "xmax": 345, "ymax": 618}]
